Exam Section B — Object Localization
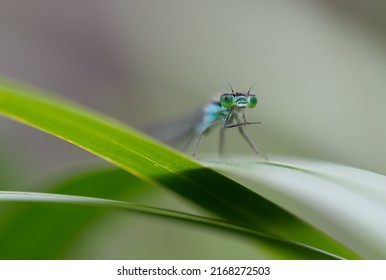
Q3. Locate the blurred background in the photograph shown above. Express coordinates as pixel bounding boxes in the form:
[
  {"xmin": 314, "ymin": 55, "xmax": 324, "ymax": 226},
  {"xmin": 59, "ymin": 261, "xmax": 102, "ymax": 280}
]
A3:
[{"xmin": 0, "ymin": 0, "xmax": 386, "ymax": 258}]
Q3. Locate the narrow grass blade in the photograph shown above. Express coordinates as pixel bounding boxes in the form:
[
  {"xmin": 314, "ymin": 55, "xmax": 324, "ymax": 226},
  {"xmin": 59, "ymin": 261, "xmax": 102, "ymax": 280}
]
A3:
[{"xmin": 0, "ymin": 190, "xmax": 343, "ymax": 260}]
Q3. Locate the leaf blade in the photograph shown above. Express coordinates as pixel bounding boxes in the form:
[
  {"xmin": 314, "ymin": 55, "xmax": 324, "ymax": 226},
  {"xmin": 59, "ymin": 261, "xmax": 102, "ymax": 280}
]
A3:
[
  {"xmin": 0, "ymin": 190, "xmax": 343, "ymax": 260},
  {"xmin": 0, "ymin": 79, "xmax": 358, "ymax": 259},
  {"xmin": 205, "ymin": 156, "xmax": 386, "ymax": 259}
]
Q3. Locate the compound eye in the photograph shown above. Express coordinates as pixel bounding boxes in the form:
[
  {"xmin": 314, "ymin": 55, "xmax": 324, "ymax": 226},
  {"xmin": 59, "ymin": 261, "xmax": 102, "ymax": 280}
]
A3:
[
  {"xmin": 247, "ymin": 94, "xmax": 258, "ymax": 108},
  {"xmin": 220, "ymin": 93, "xmax": 236, "ymax": 108}
]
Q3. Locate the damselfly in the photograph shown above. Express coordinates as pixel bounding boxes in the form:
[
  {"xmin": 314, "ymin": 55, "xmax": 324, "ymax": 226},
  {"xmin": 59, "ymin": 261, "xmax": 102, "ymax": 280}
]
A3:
[{"xmin": 143, "ymin": 85, "xmax": 266, "ymax": 159}]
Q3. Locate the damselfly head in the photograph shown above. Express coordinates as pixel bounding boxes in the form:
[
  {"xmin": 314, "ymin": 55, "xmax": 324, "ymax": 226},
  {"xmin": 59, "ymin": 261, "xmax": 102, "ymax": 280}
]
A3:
[{"xmin": 220, "ymin": 91, "xmax": 257, "ymax": 109}]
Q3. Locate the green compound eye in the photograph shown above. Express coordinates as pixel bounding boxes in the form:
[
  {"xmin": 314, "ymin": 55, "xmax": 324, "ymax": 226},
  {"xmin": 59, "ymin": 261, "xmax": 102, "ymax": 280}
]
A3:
[
  {"xmin": 220, "ymin": 94, "xmax": 236, "ymax": 108},
  {"xmin": 247, "ymin": 95, "xmax": 257, "ymax": 108}
]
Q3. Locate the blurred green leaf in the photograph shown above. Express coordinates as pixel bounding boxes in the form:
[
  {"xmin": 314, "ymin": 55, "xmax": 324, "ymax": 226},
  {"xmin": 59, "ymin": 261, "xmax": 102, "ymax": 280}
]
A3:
[
  {"xmin": 0, "ymin": 168, "xmax": 153, "ymax": 259},
  {"xmin": 0, "ymin": 189, "xmax": 342, "ymax": 260}
]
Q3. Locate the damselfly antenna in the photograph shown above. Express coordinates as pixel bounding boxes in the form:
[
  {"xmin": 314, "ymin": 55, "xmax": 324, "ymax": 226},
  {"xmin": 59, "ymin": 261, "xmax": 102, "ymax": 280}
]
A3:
[
  {"xmin": 247, "ymin": 83, "xmax": 256, "ymax": 94},
  {"xmin": 227, "ymin": 82, "xmax": 235, "ymax": 94}
]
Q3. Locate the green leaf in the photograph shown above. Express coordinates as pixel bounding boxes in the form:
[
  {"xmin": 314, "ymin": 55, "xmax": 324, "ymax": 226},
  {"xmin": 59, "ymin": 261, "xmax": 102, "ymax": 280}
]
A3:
[
  {"xmin": 0, "ymin": 79, "xmax": 358, "ymax": 259},
  {"xmin": 0, "ymin": 190, "xmax": 342, "ymax": 260},
  {"xmin": 205, "ymin": 156, "xmax": 386, "ymax": 259}
]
